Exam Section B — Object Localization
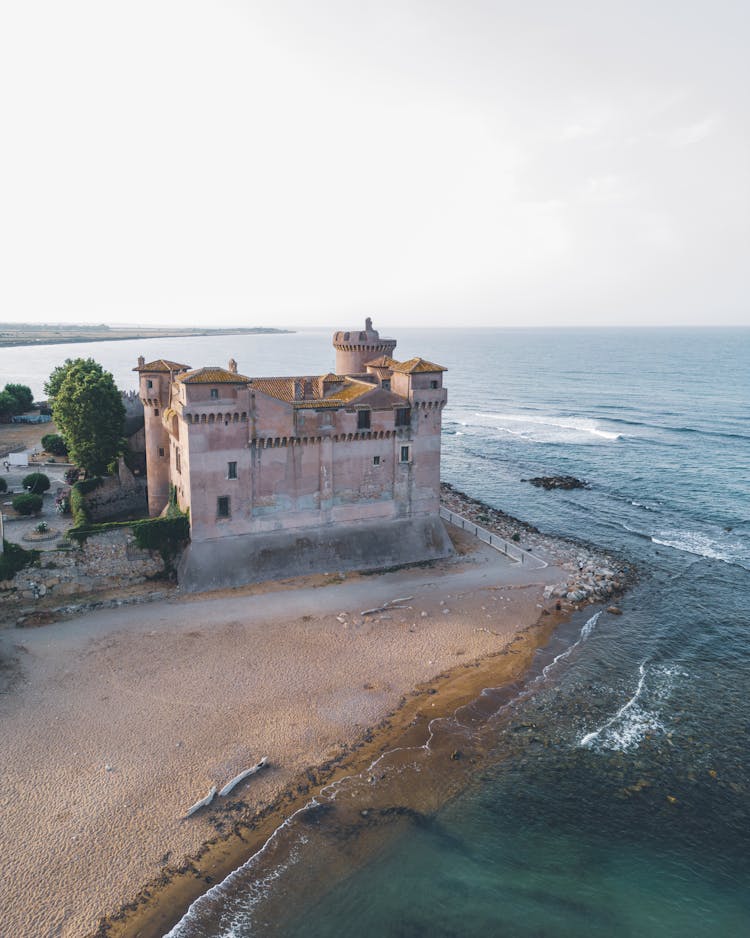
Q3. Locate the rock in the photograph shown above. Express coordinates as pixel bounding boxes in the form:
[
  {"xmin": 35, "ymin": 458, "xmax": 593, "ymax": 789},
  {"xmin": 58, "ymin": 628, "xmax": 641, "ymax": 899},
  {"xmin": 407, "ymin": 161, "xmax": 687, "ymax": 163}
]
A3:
[
  {"xmin": 607, "ymin": 606, "xmax": 623, "ymax": 616},
  {"xmin": 525, "ymin": 476, "xmax": 588, "ymax": 491}
]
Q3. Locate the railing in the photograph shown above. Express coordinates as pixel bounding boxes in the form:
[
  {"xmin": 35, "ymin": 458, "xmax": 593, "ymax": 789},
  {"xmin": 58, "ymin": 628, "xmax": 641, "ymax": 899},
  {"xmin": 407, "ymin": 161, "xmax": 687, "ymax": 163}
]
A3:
[{"xmin": 439, "ymin": 506, "xmax": 548, "ymax": 569}]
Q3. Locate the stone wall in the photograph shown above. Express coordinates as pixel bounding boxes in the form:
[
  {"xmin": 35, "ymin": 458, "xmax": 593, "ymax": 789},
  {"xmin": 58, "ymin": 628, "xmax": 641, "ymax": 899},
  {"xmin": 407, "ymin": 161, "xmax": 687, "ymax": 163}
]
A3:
[
  {"xmin": 178, "ymin": 514, "xmax": 453, "ymax": 592},
  {"xmin": 83, "ymin": 459, "xmax": 147, "ymax": 522},
  {"xmin": 0, "ymin": 528, "xmax": 166, "ymax": 623}
]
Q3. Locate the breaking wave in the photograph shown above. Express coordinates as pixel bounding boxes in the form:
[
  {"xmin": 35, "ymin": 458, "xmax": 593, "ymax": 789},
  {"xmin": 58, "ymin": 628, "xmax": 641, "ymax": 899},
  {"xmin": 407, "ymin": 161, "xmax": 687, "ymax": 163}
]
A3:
[
  {"xmin": 474, "ymin": 412, "xmax": 623, "ymax": 443},
  {"xmin": 579, "ymin": 662, "xmax": 686, "ymax": 752}
]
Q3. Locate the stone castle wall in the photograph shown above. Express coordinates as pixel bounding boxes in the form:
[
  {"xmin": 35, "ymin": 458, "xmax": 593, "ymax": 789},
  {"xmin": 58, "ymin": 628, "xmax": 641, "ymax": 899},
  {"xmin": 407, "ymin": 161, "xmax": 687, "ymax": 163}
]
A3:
[{"xmin": 0, "ymin": 528, "xmax": 166, "ymax": 624}]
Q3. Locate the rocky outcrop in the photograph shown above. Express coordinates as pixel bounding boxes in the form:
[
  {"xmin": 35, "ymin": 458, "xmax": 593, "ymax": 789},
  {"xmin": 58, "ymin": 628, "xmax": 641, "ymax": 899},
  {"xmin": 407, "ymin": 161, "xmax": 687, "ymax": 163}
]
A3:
[
  {"xmin": 524, "ymin": 475, "xmax": 588, "ymax": 490},
  {"xmin": 440, "ymin": 482, "xmax": 632, "ymax": 607}
]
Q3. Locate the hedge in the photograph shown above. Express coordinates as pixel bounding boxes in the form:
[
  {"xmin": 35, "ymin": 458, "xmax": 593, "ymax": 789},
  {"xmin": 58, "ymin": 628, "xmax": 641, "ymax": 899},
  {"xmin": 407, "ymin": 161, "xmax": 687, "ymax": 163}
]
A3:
[
  {"xmin": 0, "ymin": 540, "xmax": 40, "ymax": 580},
  {"xmin": 12, "ymin": 493, "xmax": 43, "ymax": 515}
]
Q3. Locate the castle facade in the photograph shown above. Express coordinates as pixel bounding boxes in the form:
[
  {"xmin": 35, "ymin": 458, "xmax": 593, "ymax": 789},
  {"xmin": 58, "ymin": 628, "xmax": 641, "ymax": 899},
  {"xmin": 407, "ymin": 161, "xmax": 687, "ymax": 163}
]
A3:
[{"xmin": 135, "ymin": 320, "xmax": 452, "ymax": 589}]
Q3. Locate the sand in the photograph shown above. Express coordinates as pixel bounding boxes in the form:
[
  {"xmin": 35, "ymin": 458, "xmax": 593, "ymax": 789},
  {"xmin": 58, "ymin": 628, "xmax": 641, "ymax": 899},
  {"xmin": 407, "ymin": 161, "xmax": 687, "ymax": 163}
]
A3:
[{"xmin": 0, "ymin": 534, "xmax": 565, "ymax": 938}]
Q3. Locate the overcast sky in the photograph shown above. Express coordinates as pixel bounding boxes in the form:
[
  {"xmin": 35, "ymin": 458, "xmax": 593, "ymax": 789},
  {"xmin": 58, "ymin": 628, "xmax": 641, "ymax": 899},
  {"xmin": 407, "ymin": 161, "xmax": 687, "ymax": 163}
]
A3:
[{"xmin": 1, "ymin": 1, "xmax": 748, "ymax": 328}]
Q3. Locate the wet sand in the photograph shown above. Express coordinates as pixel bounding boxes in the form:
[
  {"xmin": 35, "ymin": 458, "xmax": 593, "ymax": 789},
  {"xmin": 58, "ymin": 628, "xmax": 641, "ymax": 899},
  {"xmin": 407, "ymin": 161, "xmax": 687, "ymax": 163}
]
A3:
[{"xmin": 0, "ymin": 532, "xmax": 568, "ymax": 938}]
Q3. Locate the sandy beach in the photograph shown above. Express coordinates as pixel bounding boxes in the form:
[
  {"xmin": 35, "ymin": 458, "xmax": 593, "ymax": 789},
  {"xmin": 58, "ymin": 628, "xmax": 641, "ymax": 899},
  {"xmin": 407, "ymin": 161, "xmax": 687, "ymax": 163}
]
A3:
[{"xmin": 0, "ymin": 528, "xmax": 574, "ymax": 938}]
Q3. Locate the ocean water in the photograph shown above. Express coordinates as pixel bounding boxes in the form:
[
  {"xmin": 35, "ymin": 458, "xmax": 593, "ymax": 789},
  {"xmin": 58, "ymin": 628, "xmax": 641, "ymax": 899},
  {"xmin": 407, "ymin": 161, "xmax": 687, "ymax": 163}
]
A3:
[{"xmin": 2, "ymin": 327, "xmax": 748, "ymax": 935}]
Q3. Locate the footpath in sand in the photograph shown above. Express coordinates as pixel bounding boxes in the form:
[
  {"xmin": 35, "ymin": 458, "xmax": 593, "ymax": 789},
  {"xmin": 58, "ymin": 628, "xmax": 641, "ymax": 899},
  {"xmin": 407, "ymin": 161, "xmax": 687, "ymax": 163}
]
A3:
[{"xmin": 0, "ymin": 530, "xmax": 571, "ymax": 938}]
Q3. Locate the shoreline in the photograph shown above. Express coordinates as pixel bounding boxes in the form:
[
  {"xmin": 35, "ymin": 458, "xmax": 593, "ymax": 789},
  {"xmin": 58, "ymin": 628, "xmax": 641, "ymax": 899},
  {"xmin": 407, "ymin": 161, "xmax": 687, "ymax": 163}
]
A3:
[
  {"xmin": 0, "ymin": 327, "xmax": 293, "ymax": 349},
  {"xmin": 94, "ymin": 607, "xmax": 571, "ymax": 938}
]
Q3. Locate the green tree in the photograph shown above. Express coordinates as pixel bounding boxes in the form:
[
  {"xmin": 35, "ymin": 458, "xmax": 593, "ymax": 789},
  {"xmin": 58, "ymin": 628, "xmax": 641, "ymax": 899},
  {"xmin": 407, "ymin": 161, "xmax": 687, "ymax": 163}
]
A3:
[
  {"xmin": 0, "ymin": 391, "xmax": 16, "ymax": 420},
  {"xmin": 4, "ymin": 383, "xmax": 34, "ymax": 413},
  {"xmin": 44, "ymin": 358, "xmax": 77, "ymax": 401},
  {"xmin": 23, "ymin": 472, "xmax": 51, "ymax": 494},
  {"xmin": 0, "ymin": 478, "xmax": 7, "ymax": 493},
  {"xmin": 52, "ymin": 360, "xmax": 125, "ymax": 475},
  {"xmin": 41, "ymin": 433, "xmax": 68, "ymax": 456}
]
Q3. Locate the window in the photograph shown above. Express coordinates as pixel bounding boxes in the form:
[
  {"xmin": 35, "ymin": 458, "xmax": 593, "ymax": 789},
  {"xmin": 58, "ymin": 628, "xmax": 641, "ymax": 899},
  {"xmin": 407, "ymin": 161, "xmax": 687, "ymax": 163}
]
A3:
[
  {"xmin": 357, "ymin": 409, "xmax": 371, "ymax": 430},
  {"xmin": 430, "ymin": 379, "xmax": 439, "ymax": 389},
  {"xmin": 373, "ymin": 455, "xmax": 381, "ymax": 466},
  {"xmin": 210, "ymin": 388, "xmax": 219, "ymax": 399},
  {"xmin": 154, "ymin": 408, "xmax": 159, "ymax": 416},
  {"xmin": 217, "ymin": 496, "xmax": 230, "ymax": 518},
  {"xmin": 395, "ymin": 407, "xmax": 411, "ymax": 427},
  {"xmin": 147, "ymin": 379, "xmax": 153, "ymax": 389},
  {"xmin": 176, "ymin": 449, "xmax": 181, "ymax": 473},
  {"xmin": 381, "ymin": 378, "xmax": 391, "ymax": 391},
  {"xmin": 227, "ymin": 461, "xmax": 237, "ymax": 480},
  {"xmin": 400, "ymin": 445, "xmax": 410, "ymax": 463},
  {"xmin": 158, "ymin": 447, "xmax": 165, "ymax": 458}
]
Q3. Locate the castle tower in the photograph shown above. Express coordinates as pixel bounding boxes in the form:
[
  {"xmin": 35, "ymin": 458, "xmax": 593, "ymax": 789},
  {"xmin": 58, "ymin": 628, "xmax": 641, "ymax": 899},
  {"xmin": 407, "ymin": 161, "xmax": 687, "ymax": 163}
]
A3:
[
  {"xmin": 133, "ymin": 357, "xmax": 189, "ymax": 516},
  {"xmin": 332, "ymin": 317, "xmax": 396, "ymax": 375}
]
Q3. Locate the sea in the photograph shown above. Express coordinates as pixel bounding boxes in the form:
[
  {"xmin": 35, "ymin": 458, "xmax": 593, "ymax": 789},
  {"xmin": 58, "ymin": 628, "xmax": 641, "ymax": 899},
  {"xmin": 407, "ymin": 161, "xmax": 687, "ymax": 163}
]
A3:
[{"xmin": 2, "ymin": 327, "xmax": 748, "ymax": 936}]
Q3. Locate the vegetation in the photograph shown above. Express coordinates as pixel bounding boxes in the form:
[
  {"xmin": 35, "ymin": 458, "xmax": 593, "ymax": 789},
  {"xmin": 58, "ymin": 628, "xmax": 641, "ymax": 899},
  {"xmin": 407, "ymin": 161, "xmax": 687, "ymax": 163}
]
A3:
[
  {"xmin": 0, "ymin": 383, "xmax": 34, "ymax": 419},
  {"xmin": 22, "ymin": 472, "xmax": 51, "ymax": 494},
  {"xmin": 50, "ymin": 359, "xmax": 125, "ymax": 475},
  {"xmin": 0, "ymin": 478, "xmax": 6, "ymax": 494},
  {"xmin": 67, "ymin": 513, "xmax": 190, "ymax": 577},
  {"xmin": 12, "ymin": 493, "xmax": 43, "ymax": 515},
  {"xmin": 69, "ymin": 476, "xmax": 102, "ymax": 526},
  {"xmin": 0, "ymin": 540, "xmax": 40, "ymax": 581},
  {"xmin": 41, "ymin": 433, "xmax": 68, "ymax": 456}
]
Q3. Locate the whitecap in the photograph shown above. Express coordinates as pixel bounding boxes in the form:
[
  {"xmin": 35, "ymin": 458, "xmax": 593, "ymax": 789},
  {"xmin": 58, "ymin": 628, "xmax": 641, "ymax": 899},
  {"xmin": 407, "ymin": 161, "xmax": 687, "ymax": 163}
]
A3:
[{"xmin": 473, "ymin": 411, "xmax": 623, "ymax": 444}]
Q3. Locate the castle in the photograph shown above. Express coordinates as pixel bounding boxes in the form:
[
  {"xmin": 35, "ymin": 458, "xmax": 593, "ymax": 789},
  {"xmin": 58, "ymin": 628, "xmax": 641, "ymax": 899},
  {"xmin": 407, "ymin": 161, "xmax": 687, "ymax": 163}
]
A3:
[{"xmin": 135, "ymin": 320, "xmax": 452, "ymax": 590}]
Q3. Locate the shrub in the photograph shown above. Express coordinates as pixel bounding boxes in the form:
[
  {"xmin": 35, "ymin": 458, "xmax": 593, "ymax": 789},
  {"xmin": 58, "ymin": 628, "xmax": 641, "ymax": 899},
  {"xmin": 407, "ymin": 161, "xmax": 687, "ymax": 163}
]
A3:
[
  {"xmin": 12, "ymin": 493, "xmax": 43, "ymax": 515},
  {"xmin": 64, "ymin": 467, "xmax": 80, "ymax": 485},
  {"xmin": 41, "ymin": 433, "xmax": 68, "ymax": 456},
  {"xmin": 23, "ymin": 472, "xmax": 51, "ymax": 494},
  {"xmin": 0, "ymin": 540, "xmax": 40, "ymax": 580},
  {"xmin": 0, "ymin": 478, "xmax": 6, "ymax": 494},
  {"xmin": 35, "ymin": 521, "xmax": 49, "ymax": 533}
]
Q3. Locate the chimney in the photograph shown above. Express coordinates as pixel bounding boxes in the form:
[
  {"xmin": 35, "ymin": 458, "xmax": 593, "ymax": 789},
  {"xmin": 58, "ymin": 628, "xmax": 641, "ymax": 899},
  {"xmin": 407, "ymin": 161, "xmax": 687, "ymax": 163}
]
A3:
[
  {"xmin": 137, "ymin": 355, "xmax": 145, "ymax": 368},
  {"xmin": 228, "ymin": 358, "xmax": 238, "ymax": 374}
]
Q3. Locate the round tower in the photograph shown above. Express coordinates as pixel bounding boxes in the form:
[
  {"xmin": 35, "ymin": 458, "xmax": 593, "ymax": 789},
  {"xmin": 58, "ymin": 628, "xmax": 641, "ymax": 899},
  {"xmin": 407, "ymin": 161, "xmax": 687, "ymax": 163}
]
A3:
[{"xmin": 332, "ymin": 318, "xmax": 397, "ymax": 375}]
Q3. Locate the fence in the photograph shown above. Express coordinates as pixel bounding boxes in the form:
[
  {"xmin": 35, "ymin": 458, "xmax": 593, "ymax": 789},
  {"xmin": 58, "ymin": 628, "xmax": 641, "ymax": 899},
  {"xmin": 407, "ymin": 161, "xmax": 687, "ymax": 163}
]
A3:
[{"xmin": 439, "ymin": 506, "xmax": 547, "ymax": 569}]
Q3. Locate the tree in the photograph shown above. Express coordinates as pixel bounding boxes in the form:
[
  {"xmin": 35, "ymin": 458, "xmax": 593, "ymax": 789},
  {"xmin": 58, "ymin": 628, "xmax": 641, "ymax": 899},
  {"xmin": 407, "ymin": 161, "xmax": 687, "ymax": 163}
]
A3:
[
  {"xmin": 41, "ymin": 433, "xmax": 68, "ymax": 456},
  {"xmin": 0, "ymin": 391, "xmax": 16, "ymax": 420},
  {"xmin": 4, "ymin": 384, "xmax": 34, "ymax": 413},
  {"xmin": 52, "ymin": 360, "xmax": 126, "ymax": 475},
  {"xmin": 44, "ymin": 358, "xmax": 77, "ymax": 401},
  {"xmin": 23, "ymin": 472, "xmax": 51, "ymax": 494},
  {"xmin": 0, "ymin": 478, "xmax": 7, "ymax": 493}
]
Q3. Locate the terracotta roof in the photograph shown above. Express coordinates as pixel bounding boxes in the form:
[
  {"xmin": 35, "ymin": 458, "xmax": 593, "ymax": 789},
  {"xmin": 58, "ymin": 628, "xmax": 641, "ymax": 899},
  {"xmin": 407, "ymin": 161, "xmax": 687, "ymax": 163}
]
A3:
[
  {"xmin": 390, "ymin": 357, "xmax": 447, "ymax": 374},
  {"xmin": 177, "ymin": 367, "xmax": 251, "ymax": 384},
  {"xmin": 251, "ymin": 377, "xmax": 298, "ymax": 402},
  {"xmin": 364, "ymin": 355, "xmax": 400, "ymax": 369},
  {"xmin": 133, "ymin": 359, "xmax": 190, "ymax": 373},
  {"xmin": 252, "ymin": 375, "xmax": 382, "ymax": 409}
]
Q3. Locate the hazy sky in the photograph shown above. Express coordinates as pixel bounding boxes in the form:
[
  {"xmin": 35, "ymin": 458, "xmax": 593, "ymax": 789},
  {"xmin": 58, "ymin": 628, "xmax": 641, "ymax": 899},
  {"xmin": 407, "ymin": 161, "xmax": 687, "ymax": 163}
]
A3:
[{"xmin": 1, "ymin": 1, "xmax": 748, "ymax": 328}]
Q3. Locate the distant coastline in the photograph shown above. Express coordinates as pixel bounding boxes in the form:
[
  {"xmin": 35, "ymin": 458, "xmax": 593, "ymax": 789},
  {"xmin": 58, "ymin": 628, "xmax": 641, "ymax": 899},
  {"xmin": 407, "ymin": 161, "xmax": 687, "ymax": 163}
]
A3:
[{"xmin": 0, "ymin": 325, "xmax": 293, "ymax": 348}]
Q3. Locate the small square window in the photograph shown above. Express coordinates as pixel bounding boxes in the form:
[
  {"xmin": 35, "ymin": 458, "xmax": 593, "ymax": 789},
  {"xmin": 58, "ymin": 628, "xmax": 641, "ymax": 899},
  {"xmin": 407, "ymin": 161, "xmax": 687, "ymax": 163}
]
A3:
[
  {"xmin": 227, "ymin": 461, "xmax": 237, "ymax": 480},
  {"xmin": 210, "ymin": 388, "xmax": 219, "ymax": 399},
  {"xmin": 373, "ymin": 455, "xmax": 381, "ymax": 466},
  {"xmin": 400, "ymin": 445, "xmax": 410, "ymax": 463},
  {"xmin": 430, "ymin": 379, "xmax": 439, "ymax": 389},
  {"xmin": 381, "ymin": 379, "xmax": 391, "ymax": 391},
  {"xmin": 217, "ymin": 496, "xmax": 230, "ymax": 517},
  {"xmin": 154, "ymin": 408, "xmax": 159, "ymax": 416},
  {"xmin": 147, "ymin": 379, "xmax": 153, "ymax": 389},
  {"xmin": 357, "ymin": 409, "xmax": 371, "ymax": 430},
  {"xmin": 158, "ymin": 447, "xmax": 164, "ymax": 457}
]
